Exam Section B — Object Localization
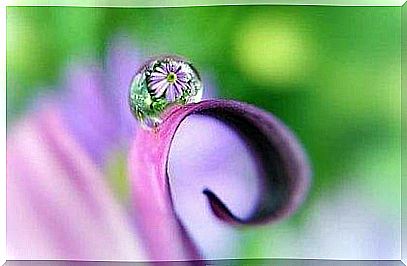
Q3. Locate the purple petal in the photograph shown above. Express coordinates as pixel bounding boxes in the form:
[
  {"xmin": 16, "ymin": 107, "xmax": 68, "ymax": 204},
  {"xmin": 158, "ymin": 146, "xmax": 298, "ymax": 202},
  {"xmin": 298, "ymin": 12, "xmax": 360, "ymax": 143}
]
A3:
[
  {"xmin": 165, "ymin": 62, "xmax": 175, "ymax": 73},
  {"xmin": 128, "ymin": 99, "xmax": 311, "ymax": 260},
  {"xmin": 59, "ymin": 63, "xmax": 118, "ymax": 165},
  {"xmin": 39, "ymin": 35, "xmax": 145, "ymax": 166},
  {"xmin": 174, "ymin": 83, "xmax": 184, "ymax": 97},
  {"xmin": 150, "ymin": 72, "xmax": 167, "ymax": 79},
  {"xmin": 174, "ymin": 64, "xmax": 182, "ymax": 74},
  {"xmin": 155, "ymin": 66, "xmax": 167, "ymax": 75},
  {"xmin": 104, "ymin": 34, "xmax": 141, "ymax": 143},
  {"xmin": 149, "ymin": 76, "xmax": 166, "ymax": 85},
  {"xmin": 165, "ymin": 84, "xmax": 176, "ymax": 102},
  {"xmin": 165, "ymin": 84, "xmax": 182, "ymax": 102},
  {"xmin": 169, "ymin": 114, "xmax": 261, "ymax": 257},
  {"xmin": 174, "ymin": 79, "xmax": 187, "ymax": 89},
  {"xmin": 176, "ymin": 72, "xmax": 188, "ymax": 82},
  {"xmin": 151, "ymin": 79, "xmax": 169, "ymax": 98},
  {"xmin": 7, "ymin": 107, "xmax": 147, "ymax": 260}
]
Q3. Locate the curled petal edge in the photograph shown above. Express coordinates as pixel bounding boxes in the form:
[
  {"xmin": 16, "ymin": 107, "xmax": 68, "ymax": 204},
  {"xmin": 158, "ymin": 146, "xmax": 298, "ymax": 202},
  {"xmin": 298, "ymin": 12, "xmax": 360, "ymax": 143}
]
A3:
[{"xmin": 129, "ymin": 99, "xmax": 311, "ymax": 261}]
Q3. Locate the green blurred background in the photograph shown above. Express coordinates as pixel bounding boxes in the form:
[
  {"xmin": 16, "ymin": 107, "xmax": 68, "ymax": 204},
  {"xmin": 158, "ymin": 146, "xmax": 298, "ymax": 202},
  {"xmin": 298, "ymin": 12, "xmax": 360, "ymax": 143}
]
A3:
[{"xmin": 7, "ymin": 5, "xmax": 402, "ymax": 259}]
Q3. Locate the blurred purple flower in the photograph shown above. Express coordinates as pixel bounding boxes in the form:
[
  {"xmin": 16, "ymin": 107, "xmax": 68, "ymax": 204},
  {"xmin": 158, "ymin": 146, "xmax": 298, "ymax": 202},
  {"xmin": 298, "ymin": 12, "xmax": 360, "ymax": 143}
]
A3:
[
  {"xmin": 7, "ymin": 35, "xmax": 148, "ymax": 260},
  {"xmin": 7, "ymin": 34, "xmax": 310, "ymax": 262}
]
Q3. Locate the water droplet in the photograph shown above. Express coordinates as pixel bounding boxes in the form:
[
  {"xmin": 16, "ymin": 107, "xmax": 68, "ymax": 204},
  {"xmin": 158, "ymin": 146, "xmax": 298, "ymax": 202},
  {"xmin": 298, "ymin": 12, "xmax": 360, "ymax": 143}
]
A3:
[{"xmin": 129, "ymin": 56, "xmax": 203, "ymax": 129}]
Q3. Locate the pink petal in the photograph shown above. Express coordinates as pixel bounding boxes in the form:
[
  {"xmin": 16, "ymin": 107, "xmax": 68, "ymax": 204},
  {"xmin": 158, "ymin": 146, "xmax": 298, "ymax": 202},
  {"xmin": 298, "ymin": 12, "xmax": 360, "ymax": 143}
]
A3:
[
  {"xmin": 128, "ymin": 99, "xmax": 310, "ymax": 261},
  {"xmin": 7, "ymin": 105, "xmax": 147, "ymax": 260}
]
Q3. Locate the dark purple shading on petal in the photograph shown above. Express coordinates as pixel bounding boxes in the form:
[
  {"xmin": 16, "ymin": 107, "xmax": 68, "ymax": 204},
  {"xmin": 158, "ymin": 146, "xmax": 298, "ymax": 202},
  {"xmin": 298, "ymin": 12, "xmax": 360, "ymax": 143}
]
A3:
[{"xmin": 129, "ymin": 99, "xmax": 311, "ymax": 261}]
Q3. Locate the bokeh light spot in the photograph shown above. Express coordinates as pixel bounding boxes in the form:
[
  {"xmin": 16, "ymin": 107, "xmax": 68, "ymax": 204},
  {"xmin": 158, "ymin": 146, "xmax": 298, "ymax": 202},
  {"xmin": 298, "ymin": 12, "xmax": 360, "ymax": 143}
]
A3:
[{"xmin": 234, "ymin": 12, "xmax": 314, "ymax": 87}]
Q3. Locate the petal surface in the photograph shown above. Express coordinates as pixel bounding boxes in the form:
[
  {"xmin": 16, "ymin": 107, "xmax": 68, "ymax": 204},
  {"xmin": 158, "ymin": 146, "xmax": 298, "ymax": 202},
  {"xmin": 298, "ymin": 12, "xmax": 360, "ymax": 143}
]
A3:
[
  {"xmin": 104, "ymin": 35, "xmax": 142, "ymax": 143},
  {"xmin": 60, "ymin": 64, "xmax": 117, "ymax": 165},
  {"xmin": 7, "ymin": 106, "xmax": 147, "ymax": 260},
  {"xmin": 128, "ymin": 99, "xmax": 311, "ymax": 261}
]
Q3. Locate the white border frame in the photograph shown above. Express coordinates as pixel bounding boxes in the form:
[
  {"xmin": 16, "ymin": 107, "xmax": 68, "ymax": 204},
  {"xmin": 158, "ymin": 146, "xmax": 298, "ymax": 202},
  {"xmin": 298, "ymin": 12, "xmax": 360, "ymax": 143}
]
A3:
[
  {"xmin": 3, "ymin": 0, "xmax": 407, "ymax": 7},
  {"xmin": 1, "ymin": 1, "xmax": 405, "ymax": 265},
  {"xmin": 1, "ymin": 1, "xmax": 6, "ymax": 265}
]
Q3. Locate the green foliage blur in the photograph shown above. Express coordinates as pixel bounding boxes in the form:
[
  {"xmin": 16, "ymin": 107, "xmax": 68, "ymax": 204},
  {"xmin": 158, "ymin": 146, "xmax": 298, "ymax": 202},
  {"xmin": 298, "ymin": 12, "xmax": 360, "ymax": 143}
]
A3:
[{"xmin": 7, "ymin": 5, "xmax": 401, "ymax": 258}]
